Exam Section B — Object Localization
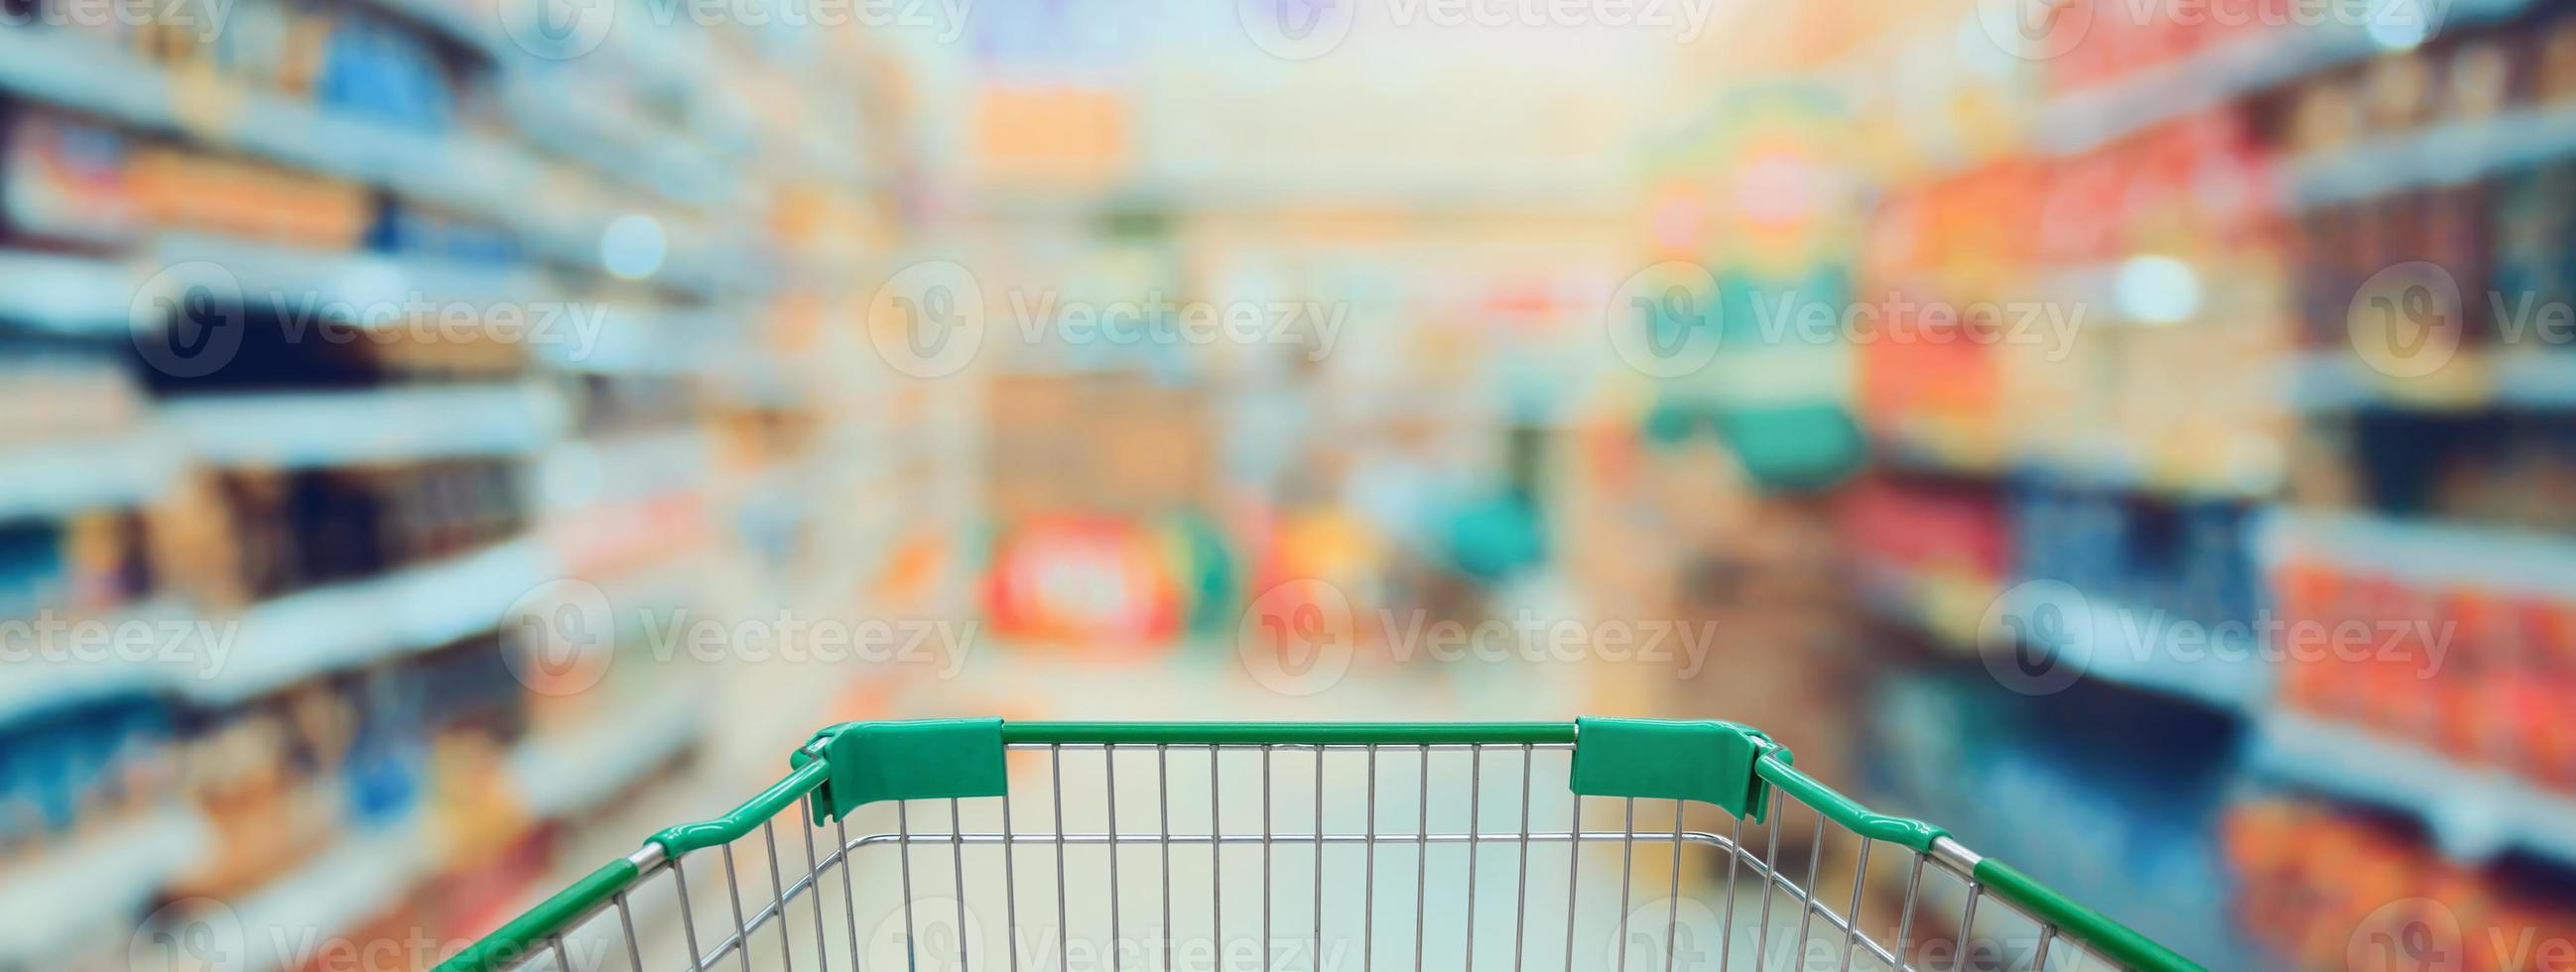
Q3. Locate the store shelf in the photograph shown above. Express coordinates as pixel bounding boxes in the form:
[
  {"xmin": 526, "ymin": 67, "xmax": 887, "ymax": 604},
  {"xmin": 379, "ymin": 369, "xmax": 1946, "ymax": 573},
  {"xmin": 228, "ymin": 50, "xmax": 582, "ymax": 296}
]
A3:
[
  {"xmin": 2038, "ymin": 0, "xmax": 2528, "ymax": 155},
  {"xmin": 0, "ymin": 32, "xmax": 534, "ymax": 230},
  {"xmin": 509, "ymin": 688, "xmax": 708, "ymax": 819},
  {"xmin": 0, "ymin": 598, "xmax": 200, "ymax": 728},
  {"xmin": 2284, "ymin": 101, "xmax": 2576, "ymax": 212},
  {"xmin": 0, "ymin": 803, "xmax": 211, "ymax": 966},
  {"xmin": 222, "ymin": 812, "xmax": 439, "ymax": 972},
  {"xmin": 1866, "ymin": 559, "xmax": 2273, "ymax": 709},
  {"xmin": 2254, "ymin": 506, "xmax": 2576, "ymax": 597},
  {"xmin": 2252, "ymin": 711, "xmax": 2576, "ymax": 867},
  {"xmin": 1853, "ymin": 557, "xmax": 2003, "ymax": 650},
  {"xmin": 0, "ymin": 30, "xmax": 176, "ymax": 130},
  {"xmin": 1881, "ymin": 435, "xmax": 2278, "ymax": 501},
  {"xmin": 0, "ymin": 251, "xmax": 136, "ymax": 336},
  {"xmin": 2288, "ymin": 351, "xmax": 2576, "ymax": 412},
  {"xmin": 502, "ymin": 82, "xmax": 731, "ymax": 209},
  {"xmin": 4, "ymin": 239, "xmax": 550, "ymax": 338},
  {"xmin": 0, "ymin": 427, "xmax": 182, "ymax": 521},
  {"xmin": 0, "ymin": 33, "xmax": 762, "ymax": 287},
  {"xmin": 531, "ymin": 309, "xmax": 745, "ymax": 377},
  {"xmin": 1996, "ymin": 583, "xmax": 2272, "ymax": 710},
  {"xmin": 200, "ymin": 704, "xmax": 705, "ymax": 970},
  {"xmin": 161, "ymin": 382, "xmax": 570, "ymax": 469},
  {"xmin": 150, "ymin": 233, "xmax": 546, "ymax": 311},
  {"xmin": 543, "ymin": 428, "xmax": 713, "ymax": 509},
  {"xmin": 191, "ymin": 536, "xmax": 559, "ymax": 705}
]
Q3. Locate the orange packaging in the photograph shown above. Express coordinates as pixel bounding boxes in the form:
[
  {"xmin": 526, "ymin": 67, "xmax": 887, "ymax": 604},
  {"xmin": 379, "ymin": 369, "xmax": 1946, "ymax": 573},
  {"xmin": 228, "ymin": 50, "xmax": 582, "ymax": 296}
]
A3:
[{"xmin": 127, "ymin": 146, "xmax": 369, "ymax": 249}]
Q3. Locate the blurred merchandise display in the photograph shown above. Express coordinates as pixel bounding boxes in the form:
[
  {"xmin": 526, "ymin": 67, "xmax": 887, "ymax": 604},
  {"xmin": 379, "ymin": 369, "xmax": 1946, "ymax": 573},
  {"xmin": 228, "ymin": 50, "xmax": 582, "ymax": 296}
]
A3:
[
  {"xmin": 0, "ymin": 0, "xmax": 930, "ymax": 957},
  {"xmin": 1798, "ymin": 0, "xmax": 2576, "ymax": 965},
  {"xmin": 1864, "ymin": 671, "xmax": 2249, "ymax": 964},
  {"xmin": 2226, "ymin": 797, "xmax": 2576, "ymax": 972},
  {"xmin": 4, "ymin": 0, "xmax": 2576, "ymax": 962}
]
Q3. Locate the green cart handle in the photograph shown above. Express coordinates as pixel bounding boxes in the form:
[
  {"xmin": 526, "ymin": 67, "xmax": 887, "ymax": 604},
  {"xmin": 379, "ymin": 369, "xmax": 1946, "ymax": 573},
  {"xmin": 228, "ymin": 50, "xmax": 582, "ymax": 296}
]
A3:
[{"xmin": 434, "ymin": 719, "xmax": 2203, "ymax": 972}]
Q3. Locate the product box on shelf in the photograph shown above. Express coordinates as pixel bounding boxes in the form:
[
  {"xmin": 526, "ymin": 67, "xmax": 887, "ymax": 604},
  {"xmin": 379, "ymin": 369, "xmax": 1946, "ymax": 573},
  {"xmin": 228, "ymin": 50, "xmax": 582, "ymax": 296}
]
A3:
[{"xmin": 2270, "ymin": 548, "xmax": 2576, "ymax": 791}]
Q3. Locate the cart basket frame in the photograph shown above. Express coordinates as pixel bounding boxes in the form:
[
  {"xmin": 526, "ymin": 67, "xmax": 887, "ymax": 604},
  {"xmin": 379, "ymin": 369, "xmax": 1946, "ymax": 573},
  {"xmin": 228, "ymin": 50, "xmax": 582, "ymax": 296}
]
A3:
[{"xmin": 435, "ymin": 719, "xmax": 2203, "ymax": 972}]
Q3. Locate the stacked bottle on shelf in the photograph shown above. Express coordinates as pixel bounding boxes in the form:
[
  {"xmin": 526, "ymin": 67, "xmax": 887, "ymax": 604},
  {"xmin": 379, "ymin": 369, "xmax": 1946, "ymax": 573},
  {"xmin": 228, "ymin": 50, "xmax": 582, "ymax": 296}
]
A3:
[{"xmin": 2272, "ymin": 7, "xmax": 2576, "ymax": 397}]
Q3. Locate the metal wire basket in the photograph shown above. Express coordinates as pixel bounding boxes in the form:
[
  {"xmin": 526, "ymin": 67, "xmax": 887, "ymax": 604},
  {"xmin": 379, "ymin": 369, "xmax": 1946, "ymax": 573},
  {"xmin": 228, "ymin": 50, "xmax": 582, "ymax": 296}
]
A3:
[{"xmin": 436, "ymin": 719, "xmax": 2200, "ymax": 972}]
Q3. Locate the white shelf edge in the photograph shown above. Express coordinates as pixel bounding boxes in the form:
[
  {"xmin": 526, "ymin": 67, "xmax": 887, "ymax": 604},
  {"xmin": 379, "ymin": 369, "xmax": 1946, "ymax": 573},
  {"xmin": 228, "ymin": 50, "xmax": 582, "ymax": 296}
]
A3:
[
  {"xmin": 161, "ymin": 382, "xmax": 569, "ymax": 470},
  {"xmin": 0, "ymin": 427, "xmax": 183, "ymax": 522},
  {"xmin": 0, "ymin": 251, "xmax": 137, "ymax": 335},
  {"xmin": 2005, "ymin": 586, "xmax": 2272, "ymax": 711},
  {"xmin": 2254, "ymin": 506, "xmax": 2576, "ymax": 597},
  {"xmin": 217, "ymin": 812, "xmax": 438, "ymax": 972},
  {"xmin": 508, "ymin": 689, "xmax": 708, "ymax": 820},
  {"xmin": 188, "ymin": 535, "xmax": 562, "ymax": 705},
  {"xmin": 0, "ymin": 803, "xmax": 210, "ymax": 965},
  {"xmin": 2253, "ymin": 711, "xmax": 2576, "ymax": 868}
]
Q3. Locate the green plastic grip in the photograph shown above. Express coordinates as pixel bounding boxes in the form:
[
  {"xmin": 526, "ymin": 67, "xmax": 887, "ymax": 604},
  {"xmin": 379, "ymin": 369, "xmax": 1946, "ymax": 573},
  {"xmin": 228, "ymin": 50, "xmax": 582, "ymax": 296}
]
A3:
[
  {"xmin": 1974, "ymin": 857, "xmax": 2207, "ymax": 972},
  {"xmin": 1568, "ymin": 717, "xmax": 1780, "ymax": 821},
  {"xmin": 799, "ymin": 718, "xmax": 1009, "ymax": 823},
  {"xmin": 434, "ymin": 859, "xmax": 638, "ymax": 972}
]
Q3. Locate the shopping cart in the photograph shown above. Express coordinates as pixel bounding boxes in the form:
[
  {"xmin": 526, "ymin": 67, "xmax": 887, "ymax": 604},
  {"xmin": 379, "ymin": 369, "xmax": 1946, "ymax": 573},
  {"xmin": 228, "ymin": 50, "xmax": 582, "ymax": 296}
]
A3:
[{"xmin": 436, "ymin": 719, "xmax": 2200, "ymax": 972}]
